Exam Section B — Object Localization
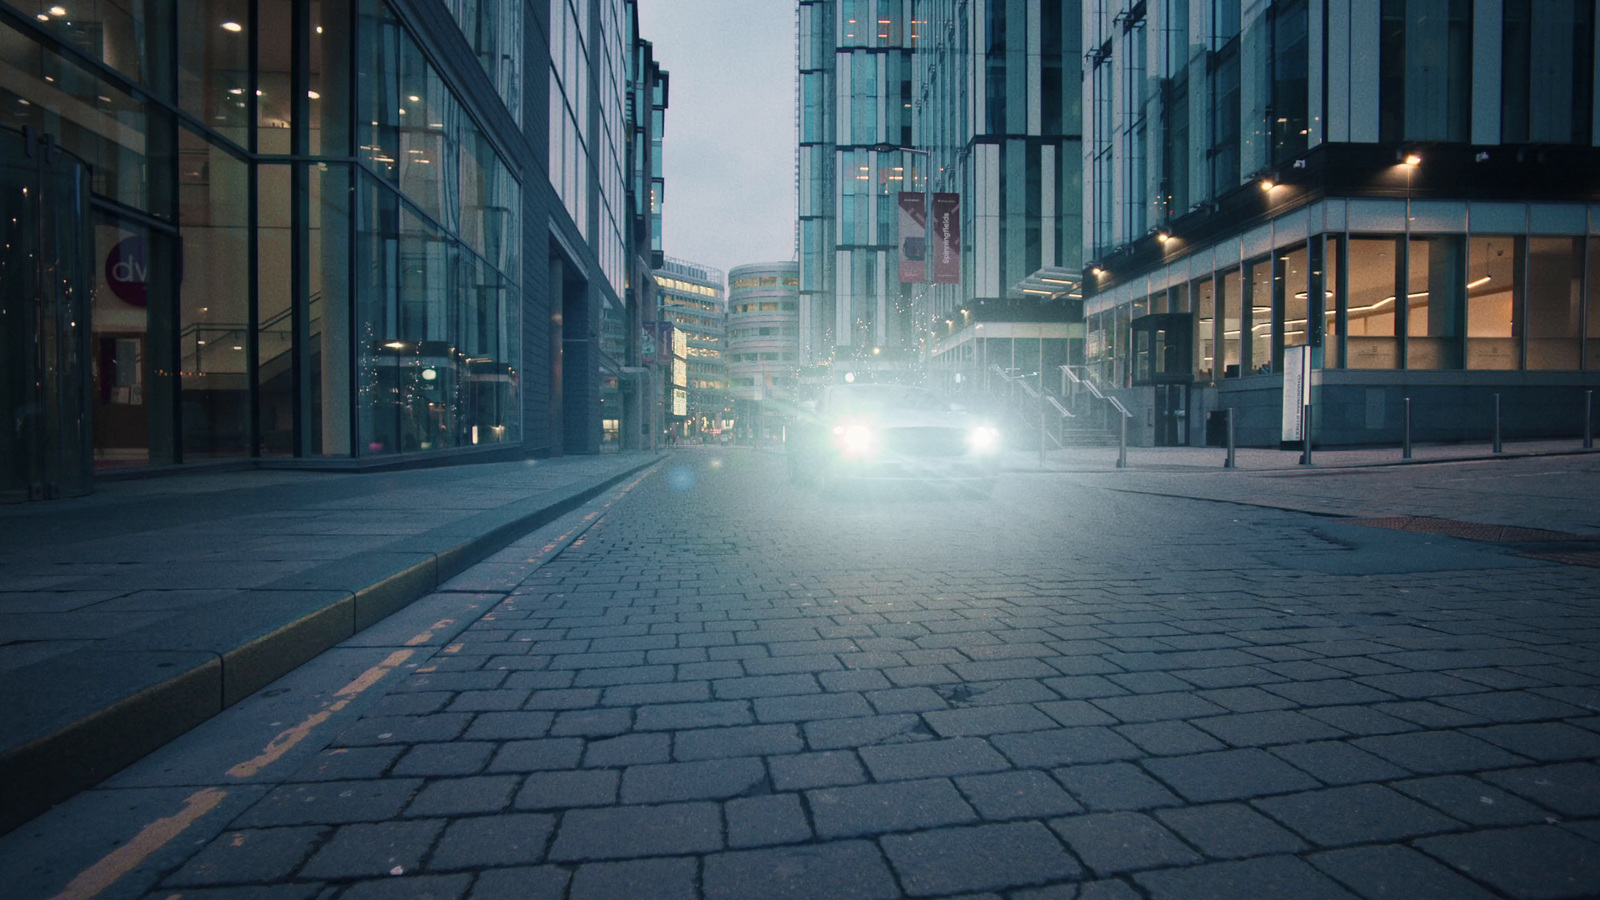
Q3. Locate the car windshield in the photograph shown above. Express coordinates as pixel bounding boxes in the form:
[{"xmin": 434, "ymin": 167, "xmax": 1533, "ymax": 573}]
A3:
[{"xmin": 825, "ymin": 385, "xmax": 946, "ymax": 414}]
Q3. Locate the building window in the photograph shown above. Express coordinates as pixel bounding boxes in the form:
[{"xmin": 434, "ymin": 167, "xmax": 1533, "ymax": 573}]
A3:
[
  {"xmin": 1527, "ymin": 236, "xmax": 1583, "ymax": 370},
  {"xmin": 1407, "ymin": 236, "xmax": 1465, "ymax": 370},
  {"xmin": 1348, "ymin": 237, "xmax": 1400, "ymax": 369}
]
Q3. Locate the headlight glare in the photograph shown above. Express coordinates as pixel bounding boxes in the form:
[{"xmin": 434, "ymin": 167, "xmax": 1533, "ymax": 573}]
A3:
[{"xmin": 968, "ymin": 425, "xmax": 1001, "ymax": 453}]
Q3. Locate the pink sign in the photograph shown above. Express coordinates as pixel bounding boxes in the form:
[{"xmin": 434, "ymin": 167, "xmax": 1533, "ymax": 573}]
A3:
[{"xmin": 105, "ymin": 236, "xmax": 181, "ymax": 307}]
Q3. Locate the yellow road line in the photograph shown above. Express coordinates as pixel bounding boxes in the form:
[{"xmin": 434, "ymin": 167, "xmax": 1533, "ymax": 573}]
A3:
[{"xmin": 49, "ymin": 789, "xmax": 226, "ymax": 900}]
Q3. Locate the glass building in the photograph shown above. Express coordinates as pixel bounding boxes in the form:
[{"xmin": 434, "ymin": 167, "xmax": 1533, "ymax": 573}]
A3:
[
  {"xmin": 1084, "ymin": 1, "xmax": 1600, "ymax": 448},
  {"xmin": 654, "ymin": 257, "xmax": 727, "ymax": 440},
  {"xmin": 727, "ymin": 261, "xmax": 799, "ymax": 441},
  {"xmin": 1, "ymin": 0, "xmax": 649, "ymax": 498},
  {"xmin": 913, "ymin": 0, "xmax": 1086, "ymax": 399}
]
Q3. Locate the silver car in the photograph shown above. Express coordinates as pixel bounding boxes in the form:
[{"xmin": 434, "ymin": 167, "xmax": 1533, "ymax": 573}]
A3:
[{"xmin": 786, "ymin": 383, "xmax": 1001, "ymax": 494}]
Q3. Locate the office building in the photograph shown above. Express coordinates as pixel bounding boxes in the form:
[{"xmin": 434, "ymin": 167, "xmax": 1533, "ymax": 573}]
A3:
[
  {"xmin": 654, "ymin": 257, "xmax": 728, "ymax": 440},
  {"xmin": 727, "ymin": 261, "xmax": 800, "ymax": 440},
  {"xmin": 1083, "ymin": 1, "xmax": 1600, "ymax": 447},
  {"xmin": 1, "ymin": 0, "xmax": 653, "ymax": 501}
]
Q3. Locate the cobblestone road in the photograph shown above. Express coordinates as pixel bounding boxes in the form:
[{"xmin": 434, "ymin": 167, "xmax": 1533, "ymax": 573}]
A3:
[{"xmin": 13, "ymin": 449, "xmax": 1600, "ymax": 898}]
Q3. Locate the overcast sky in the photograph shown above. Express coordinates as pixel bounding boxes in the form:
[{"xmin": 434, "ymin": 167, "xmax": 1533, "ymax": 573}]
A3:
[{"xmin": 635, "ymin": 1, "xmax": 797, "ymax": 284}]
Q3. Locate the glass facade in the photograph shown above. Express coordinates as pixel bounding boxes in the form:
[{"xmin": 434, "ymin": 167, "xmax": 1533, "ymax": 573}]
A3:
[
  {"xmin": 655, "ymin": 258, "xmax": 727, "ymax": 438},
  {"xmin": 2, "ymin": 0, "xmax": 523, "ymax": 472}
]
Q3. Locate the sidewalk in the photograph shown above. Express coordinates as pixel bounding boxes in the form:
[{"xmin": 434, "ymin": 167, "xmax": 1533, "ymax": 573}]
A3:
[
  {"xmin": 1001, "ymin": 436, "xmax": 1600, "ymax": 473},
  {"xmin": 0, "ymin": 451, "xmax": 665, "ymax": 835}
]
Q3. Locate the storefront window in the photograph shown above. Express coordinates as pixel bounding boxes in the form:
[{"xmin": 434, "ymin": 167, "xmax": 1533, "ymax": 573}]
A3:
[
  {"xmin": 1220, "ymin": 267, "xmax": 1241, "ymax": 377},
  {"xmin": 312, "ymin": 163, "xmax": 353, "ymax": 456},
  {"xmin": 1281, "ymin": 244, "xmax": 1309, "ymax": 355},
  {"xmin": 178, "ymin": 127, "xmax": 251, "ymax": 458},
  {"xmin": 1407, "ymin": 235, "xmax": 1464, "ymax": 370},
  {"xmin": 1588, "ymin": 237, "xmax": 1600, "ymax": 369},
  {"xmin": 1245, "ymin": 256, "xmax": 1272, "ymax": 374},
  {"xmin": 1527, "ymin": 236, "xmax": 1583, "ymax": 369},
  {"xmin": 178, "ymin": 0, "xmax": 251, "ymax": 148},
  {"xmin": 1467, "ymin": 235, "xmax": 1521, "ymax": 369},
  {"xmin": 1324, "ymin": 237, "xmax": 1343, "ymax": 368},
  {"xmin": 1347, "ymin": 237, "xmax": 1399, "ymax": 369},
  {"xmin": 1194, "ymin": 278, "xmax": 1215, "ymax": 379},
  {"xmin": 18, "ymin": 0, "xmax": 155, "ymax": 88},
  {"xmin": 257, "ymin": 0, "xmax": 293, "ymax": 153},
  {"xmin": 258, "ymin": 162, "xmax": 293, "ymax": 455}
]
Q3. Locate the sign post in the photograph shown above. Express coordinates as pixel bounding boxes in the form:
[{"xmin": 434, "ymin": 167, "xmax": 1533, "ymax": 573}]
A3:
[{"xmin": 1282, "ymin": 344, "xmax": 1312, "ymax": 455}]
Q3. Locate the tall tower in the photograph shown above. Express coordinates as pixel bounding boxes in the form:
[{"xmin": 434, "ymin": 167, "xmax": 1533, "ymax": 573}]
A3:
[{"xmin": 797, "ymin": 0, "xmax": 920, "ymax": 379}]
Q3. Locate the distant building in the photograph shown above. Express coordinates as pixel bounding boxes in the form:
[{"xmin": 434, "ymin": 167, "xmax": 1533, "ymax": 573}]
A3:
[
  {"xmin": 727, "ymin": 262, "xmax": 801, "ymax": 441},
  {"xmin": 1084, "ymin": 1, "xmax": 1600, "ymax": 448},
  {"xmin": 654, "ymin": 258, "xmax": 728, "ymax": 439}
]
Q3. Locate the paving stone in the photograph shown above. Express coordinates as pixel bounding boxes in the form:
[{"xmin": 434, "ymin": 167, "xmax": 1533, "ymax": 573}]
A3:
[
  {"xmin": 1174, "ymin": 666, "xmax": 1286, "ymax": 689},
  {"xmin": 333, "ymin": 714, "xmax": 474, "ymax": 746},
  {"xmin": 883, "ymin": 664, "xmax": 960, "ymax": 686},
  {"xmin": 676, "ymin": 723, "xmax": 804, "ymax": 760},
  {"xmin": 803, "ymin": 713, "xmax": 925, "ymax": 749},
  {"xmin": 297, "ymin": 819, "xmax": 444, "ymax": 880},
  {"xmin": 769, "ymin": 750, "xmax": 868, "ymax": 791},
  {"xmin": 163, "ymin": 827, "xmax": 326, "ymax": 886},
  {"xmin": 234, "ymin": 779, "xmax": 423, "ymax": 827},
  {"xmin": 1049, "ymin": 811, "xmax": 1202, "ymax": 875},
  {"xmin": 392, "ymin": 742, "xmax": 496, "ymax": 777},
  {"xmin": 447, "ymin": 689, "xmax": 530, "ymax": 712},
  {"xmin": 1135, "ymin": 856, "xmax": 1359, "ymax": 900},
  {"xmin": 1261, "ymin": 679, "xmax": 1396, "ymax": 706},
  {"xmin": 288, "ymin": 746, "xmax": 403, "ymax": 782},
  {"xmin": 569, "ymin": 857, "xmax": 698, "ymax": 900},
  {"xmin": 1300, "ymin": 705, "xmax": 1420, "ymax": 736},
  {"xmin": 1355, "ymin": 671, "xmax": 1493, "ymax": 699},
  {"xmin": 818, "ymin": 669, "xmax": 893, "ymax": 692},
  {"xmin": 573, "ymin": 664, "xmax": 678, "ymax": 687},
  {"xmin": 745, "ymin": 653, "xmax": 846, "ymax": 675},
  {"xmin": 753, "ymin": 692, "xmax": 873, "ymax": 722},
  {"xmin": 546, "ymin": 802, "xmax": 723, "ymax": 860},
  {"xmin": 522, "ymin": 688, "xmax": 602, "ymax": 710},
  {"xmin": 1041, "ymin": 675, "xmax": 1129, "ymax": 699},
  {"xmin": 1436, "ymin": 690, "xmax": 1588, "ymax": 722},
  {"xmin": 678, "ymin": 660, "xmax": 746, "ymax": 679},
  {"xmin": 514, "ymin": 769, "xmax": 619, "ymax": 809},
  {"xmin": 1372, "ymin": 700, "xmax": 1490, "ymax": 728},
  {"xmin": 1467, "ymin": 722, "xmax": 1600, "ymax": 761},
  {"xmin": 1142, "ymin": 749, "xmax": 1319, "ymax": 803},
  {"xmin": 369, "ymin": 692, "xmax": 454, "ymax": 717},
  {"xmin": 956, "ymin": 769, "xmax": 1082, "ymax": 820},
  {"xmin": 1391, "ymin": 774, "xmax": 1552, "ymax": 826},
  {"xmin": 714, "ymin": 674, "xmax": 821, "ymax": 699},
  {"xmin": 1107, "ymin": 671, "xmax": 1194, "ymax": 694},
  {"xmin": 949, "ymin": 659, "xmax": 1062, "ymax": 681},
  {"xmin": 1114, "ymin": 721, "xmax": 1226, "ymax": 756},
  {"xmin": 990, "ymin": 727, "xmax": 1142, "ymax": 768},
  {"xmin": 1074, "ymin": 881, "xmax": 1145, "ymax": 900},
  {"xmin": 1308, "ymin": 845, "xmax": 1498, "ymax": 899},
  {"xmin": 1034, "ymin": 700, "xmax": 1119, "ymax": 727},
  {"xmin": 866, "ymin": 687, "xmax": 948, "ymax": 714},
  {"xmin": 1052, "ymin": 762, "xmax": 1182, "ymax": 811},
  {"xmin": 620, "ymin": 756, "xmax": 767, "ymax": 803},
  {"xmin": 1268, "ymin": 740, "xmax": 1410, "ymax": 785},
  {"xmin": 582, "ymin": 732, "xmax": 671, "ymax": 767},
  {"xmin": 549, "ymin": 708, "xmax": 632, "ymax": 737},
  {"xmin": 917, "ymin": 703, "xmax": 1056, "ymax": 737},
  {"xmin": 405, "ymin": 775, "xmax": 519, "ymax": 817},
  {"xmin": 634, "ymin": 700, "xmax": 754, "ymax": 730},
  {"xmin": 703, "ymin": 840, "xmax": 900, "ymax": 900},
  {"xmin": 858, "ymin": 737, "xmax": 1011, "ymax": 781},
  {"xmin": 882, "ymin": 822, "xmax": 1081, "ymax": 895},
  {"xmin": 337, "ymin": 874, "xmax": 471, "ymax": 900},
  {"xmin": 601, "ymin": 680, "xmax": 711, "ymax": 706},
  {"xmin": 1253, "ymin": 783, "xmax": 1464, "ymax": 847},
  {"xmin": 486, "ymin": 738, "xmax": 586, "ymax": 773},
  {"xmin": 462, "ymin": 711, "xmax": 556, "ymax": 741},
  {"xmin": 1155, "ymin": 803, "xmax": 1309, "ymax": 859},
  {"xmin": 1090, "ymin": 692, "xmax": 1228, "ymax": 723},
  {"xmin": 808, "ymin": 778, "xmax": 977, "ymax": 838},
  {"xmin": 1416, "ymin": 825, "xmax": 1600, "ymax": 899},
  {"xmin": 1480, "ymin": 761, "xmax": 1600, "ymax": 816},
  {"xmin": 469, "ymin": 866, "xmax": 571, "ymax": 900},
  {"xmin": 1191, "ymin": 710, "xmax": 1347, "ymax": 747},
  {"xmin": 1195, "ymin": 686, "xmax": 1299, "ymax": 713},
  {"xmin": 427, "ymin": 813, "xmax": 554, "ymax": 869},
  {"xmin": 957, "ymin": 679, "xmax": 1062, "ymax": 706},
  {"xmin": 726, "ymin": 793, "xmax": 812, "ymax": 847},
  {"xmin": 1352, "ymin": 730, "xmax": 1528, "ymax": 774}
]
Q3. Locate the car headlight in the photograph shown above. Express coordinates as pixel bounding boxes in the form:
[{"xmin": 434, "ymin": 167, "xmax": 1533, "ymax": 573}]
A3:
[
  {"xmin": 832, "ymin": 421, "xmax": 876, "ymax": 457},
  {"xmin": 967, "ymin": 425, "xmax": 1000, "ymax": 454}
]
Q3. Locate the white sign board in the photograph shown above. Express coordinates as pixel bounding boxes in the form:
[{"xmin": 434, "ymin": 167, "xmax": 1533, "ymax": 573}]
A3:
[{"xmin": 1282, "ymin": 345, "xmax": 1312, "ymax": 442}]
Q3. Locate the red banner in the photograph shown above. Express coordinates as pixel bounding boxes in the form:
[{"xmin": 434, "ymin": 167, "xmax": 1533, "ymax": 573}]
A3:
[
  {"xmin": 932, "ymin": 193, "xmax": 960, "ymax": 284},
  {"xmin": 897, "ymin": 192, "xmax": 927, "ymax": 283}
]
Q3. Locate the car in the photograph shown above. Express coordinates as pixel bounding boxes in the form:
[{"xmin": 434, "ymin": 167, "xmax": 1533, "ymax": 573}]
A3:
[{"xmin": 786, "ymin": 382, "xmax": 1002, "ymax": 495}]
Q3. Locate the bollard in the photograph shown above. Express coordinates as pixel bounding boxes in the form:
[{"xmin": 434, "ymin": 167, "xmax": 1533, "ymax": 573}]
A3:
[
  {"xmin": 1225, "ymin": 408, "xmax": 1236, "ymax": 468},
  {"xmin": 1301, "ymin": 404, "xmax": 1314, "ymax": 466},
  {"xmin": 1586, "ymin": 391, "xmax": 1594, "ymax": 450},
  {"xmin": 1117, "ymin": 415, "xmax": 1128, "ymax": 469},
  {"xmin": 1493, "ymin": 393, "xmax": 1503, "ymax": 454},
  {"xmin": 1403, "ymin": 397, "xmax": 1412, "ymax": 460}
]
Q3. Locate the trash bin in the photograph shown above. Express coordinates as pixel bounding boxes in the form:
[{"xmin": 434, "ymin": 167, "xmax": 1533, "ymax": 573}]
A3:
[{"xmin": 1205, "ymin": 410, "xmax": 1229, "ymax": 447}]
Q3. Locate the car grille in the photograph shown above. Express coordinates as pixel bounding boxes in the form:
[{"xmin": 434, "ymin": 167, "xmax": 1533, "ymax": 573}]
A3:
[{"xmin": 881, "ymin": 427, "xmax": 968, "ymax": 458}]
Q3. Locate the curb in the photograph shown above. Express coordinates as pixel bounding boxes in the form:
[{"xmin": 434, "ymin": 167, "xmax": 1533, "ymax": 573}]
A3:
[{"xmin": 0, "ymin": 454, "xmax": 664, "ymax": 836}]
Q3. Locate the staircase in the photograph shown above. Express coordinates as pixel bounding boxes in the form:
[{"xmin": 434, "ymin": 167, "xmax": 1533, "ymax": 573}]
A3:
[{"xmin": 986, "ymin": 365, "xmax": 1126, "ymax": 449}]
